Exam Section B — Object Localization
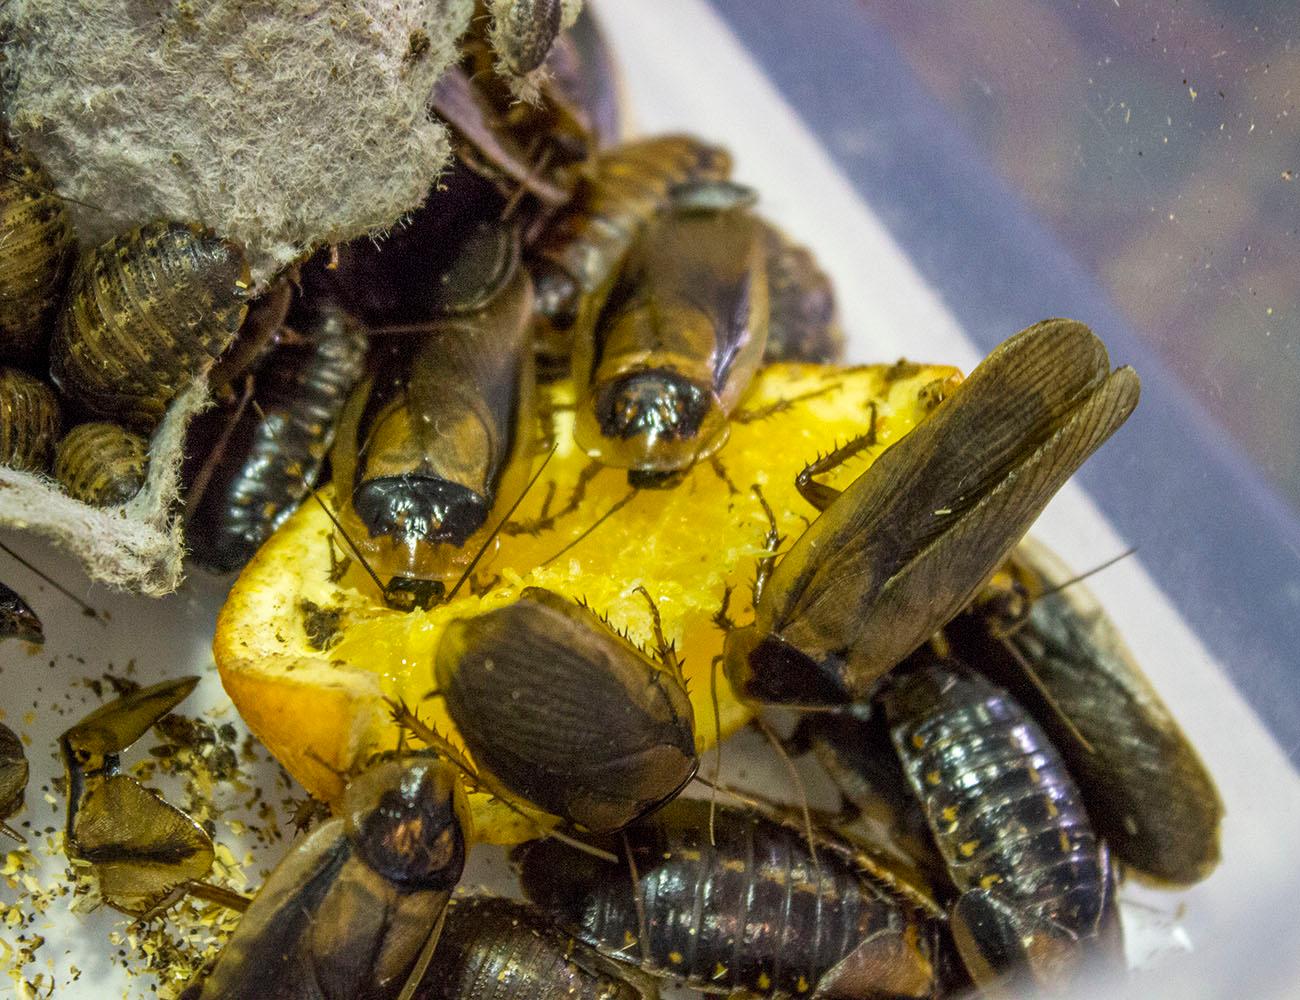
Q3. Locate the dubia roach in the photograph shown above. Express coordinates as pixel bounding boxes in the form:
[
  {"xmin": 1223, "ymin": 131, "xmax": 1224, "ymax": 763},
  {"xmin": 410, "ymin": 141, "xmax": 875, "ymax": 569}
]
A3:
[
  {"xmin": 951, "ymin": 538, "xmax": 1223, "ymax": 886},
  {"xmin": 417, "ymin": 896, "xmax": 649, "ymax": 1000},
  {"xmin": 530, "ymin": 135, "xmax": 732, "ymax": 375},
  {"xmin": 0, "ymin": 580, "xmax": 43, "ymax": 644},
  {"xmin": 50, "ymin": 220, "xmax": 251, "ymax": 431},
  {"xmin": 60, "ymin": 676, "xmax": 215, "ymax": 915},
  {"xmin": 0, "ymin": 366, "xmax": 61, "ymax": 472},
  {"xmin": 54, "ymin": 422, "xmax": 148, "ymax": 507},
  {"xmin": 761, "ymin": 221, "xmax": 844, "ymax": 365},
  {"xmin": 0, "ymin": 722, "xmax": 29, "ymax": 841},
  {"xmin": 0, "ymin": 137, "xmax": 75, "ymax": 363},
  {"xmin": 573, "ymin": 180, "xmax": 768, "ymax": 480},
  {"xmin": 724, "ymin": 319, "xmax": 1140, "ymax": 706},
  {"xmin": 186, "ymin": 303, "xmax": 366, "ymax": 573},
  {"xmin": 187, "ymin": 754, "xmax": 469, "ymax": 1000},
  {"xmin": 880, "ymin": 655, "xmax": 1123, "ymax": 994},
  {"xmin": 331, "ymin": 222, "xmax": 535, "ymax": 604},
  {"xmin": 517, "ymin": 798, "xmax": 939, "ymax": 999},
  {"xmin": 433, "ymin": 586, "xmax": 696, "ymax": 833}
]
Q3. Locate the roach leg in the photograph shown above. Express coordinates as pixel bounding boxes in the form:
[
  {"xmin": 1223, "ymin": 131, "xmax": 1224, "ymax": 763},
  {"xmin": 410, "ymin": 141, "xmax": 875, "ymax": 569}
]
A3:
[{"xmin": 794, "ymin": 402, "xmax": 878, "ymax": 511}]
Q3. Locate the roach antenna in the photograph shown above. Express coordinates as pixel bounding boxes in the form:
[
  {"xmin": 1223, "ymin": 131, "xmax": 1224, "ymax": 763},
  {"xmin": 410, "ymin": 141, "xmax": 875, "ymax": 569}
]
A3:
[
  {"xmin": 309, "ymin": 490, "xmax": 388, "ymax": 597},
  {"xmin": 445, "ymin": 445, "xmax": 557, "ymax": 603},
  {"xmin": 0, "ymin": 539, "xmax": 104, "ymax": 624},
  {"xmin": 0, "ymin": 166, "xmax": 105, "ymax": 212},
  {"xmin": 1035, "ymin": 547, "xmax": 1138, "ymax": 600},
  {"xmin": 540, "ymin": 486, "xmax": 636, "ymax": 568}
]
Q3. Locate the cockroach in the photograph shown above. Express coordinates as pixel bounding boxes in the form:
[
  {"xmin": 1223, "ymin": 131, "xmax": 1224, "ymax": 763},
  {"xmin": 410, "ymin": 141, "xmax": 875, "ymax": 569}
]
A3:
[
  {"xmin": 0, "ymin": 365, "xmax": 61, "ymax": 472},
  {"xmin": 572, "ymin": 180, "xmax": 768, "ymax": 481},
  {"xmin": 761, "ymin": 221, "xmax": 844, "ymax": 365},
  {"xmin": 50, "ymin": 220, "xmax": 251, "ymax": 431},
  {"xmin": 543, "ymin": 4, "xmax": 623, "ymax": 150},
  {"xmin": 529, "ymin": 135, "xmax": 732, "ymax": 377},
  {"xmin": 948, "ymin": 538, "xmax": 1223, "ymax": 887},
  {"xmin": 415, "ymin": 896, "xmax": 651, "ymax": 1000},
  {"xmin": 516, "ymin": 797, "xmax": 939, "ymax": 999},
  {"xmin": 431, "ymin": 585, "xmax": 696, "ymax": 833},
  {"xmin": 54, "ymin": 421, "xmax": 148, "ymax": 507},
  {"xmin": 60, "ymin": 676, "xmax": 221, "ymax": 915},
  {"xmin": 879, "ymin": 655, "xmax": 1123, "ymax": 995},
  {"xmin": 0, "ymin": 580, "xmax": 44, "ymax": 644},
  {"xmin": 330, "ymin": 222, "xmax": 535, "ymax": 601},
  {"xmin": 0, "ymin": 137, "xmax": 75, "ymax": 364},
  {"xmin": 186, "ymin": 754, "xmax": 469, "ymax": 1000},
  {"xmin": 206, "ymin": 273, "xmax": 297, "ymax": 397},
  {"xmin": 185, "ymin": 303, "xmax": 367, "ymax": 573},
  {"xmin": 491, "ymin": 0, "xmax": 564, "ymax": 77},
  {"xmin": 724, "ymin": 319, "xmax": 1141, "ymax": 706},
  {"xmin": 0, "ymin": 722, "xmax": 29, "ymax": 841}
]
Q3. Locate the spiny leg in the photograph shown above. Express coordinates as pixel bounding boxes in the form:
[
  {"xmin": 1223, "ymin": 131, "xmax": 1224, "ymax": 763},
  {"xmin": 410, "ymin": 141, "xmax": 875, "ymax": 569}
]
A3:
[
  {"xmin": 794, "ymin": 402, "xmax": 878, "ymax": 511},
  {"xmin": 733, "ymin": 384, "xmax": 837, "ymax": 424},
  {"xmin": 750, "ymin": 484, "xmax": 783, "ymax": 608}
]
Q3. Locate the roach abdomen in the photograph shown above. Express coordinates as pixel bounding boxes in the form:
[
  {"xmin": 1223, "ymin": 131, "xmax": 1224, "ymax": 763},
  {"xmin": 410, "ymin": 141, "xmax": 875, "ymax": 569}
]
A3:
[
  {"xmin": 0, "ymin": 367, "xmax": 61, "ymax": 472},
  {"xmin": 55, "ymin": 422, "xmax": 148, "ymax": 506}
]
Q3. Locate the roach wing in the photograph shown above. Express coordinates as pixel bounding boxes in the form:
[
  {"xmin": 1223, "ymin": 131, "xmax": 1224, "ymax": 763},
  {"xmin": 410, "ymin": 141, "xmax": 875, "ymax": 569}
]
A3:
[
  {"xmin": 61, "ymin": 676, "xmax": 200, "ymax": 757},
  {"xmin": 772, "ymin": 319, "xmax": 1140, "ymax": 696}
]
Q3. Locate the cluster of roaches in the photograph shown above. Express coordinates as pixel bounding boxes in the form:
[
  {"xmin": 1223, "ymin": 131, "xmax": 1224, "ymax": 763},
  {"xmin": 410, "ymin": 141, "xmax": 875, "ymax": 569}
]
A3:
[{"xmin": 0, "ymin": 5, "xmax": 1223, "ymax": 999}]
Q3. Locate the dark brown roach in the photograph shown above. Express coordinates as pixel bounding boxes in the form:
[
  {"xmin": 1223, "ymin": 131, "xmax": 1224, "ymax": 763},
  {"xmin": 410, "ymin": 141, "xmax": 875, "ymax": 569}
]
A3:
[
  {"xmin": 54, "ymin": 422, "xmax": 148, "ymax": 507},
  {"xmin": 491, "ymin": 0, "xmax": 564, "ymax": 76},
  {"xmin": 949, "ymin": 538, "xmax": 1223, "ymax": 887},
  {"xmin": 0, "ymin": 579, "xmax": 44, "ymax": 644},
  {"xmin": 0, "ymin": 137, "xmax": 75, "ymax": 364},
  {"xmin": 187, "ymin": 754, "xmax": 469, "ymax": 1000},
  {"xmin": 416, "ymin": 896, "xmax": 651, "ymax": 1000},
  {"xmin": 0, "ymin": 722, "xmax": 29, "ymax": 841},
  {"xmin": 0, "ymin": 366, "xmax": 61, "ymax": 472},
  {"xmin": 60, "ymin": 676, "xmax": 216, "ymax": 915},
  {"xmin": 761, "ymin": 221, "xmax": 844, "ymax": 365},
  {"xmin": 516, "ymin": 797, "xmax": 939, "ymax": 999},
  {"xmin": 880, "ymin": 656, "xmax": 1123, "ymax": 995},
  {"xmin": 529, "ymin": 135, "xmax": 732, "ymax": 377},
  {"xmin": 331, "ymin": 222, "xmax": 535, "ymax": 601},
  {"xmin": 185, "ymin": 304, "xmax": 367, "ymax": 573},
  {"xmin": 544, "ymin": 4, "xmax": 623, "ymax": 150},
  {"xmin": 572, "ymin": 180, "xmax": 768, "ymax": 480},
  {"xmin": 50, "ymin": 220, "xmax": 251, "ymax": 431},
  {"xmin": 433, "ymin": 586, "xmax": 696, "ymax": 833},
  {"xmin": 724, "ymin": 319, "xmax": 1140, "ymax": 706}
]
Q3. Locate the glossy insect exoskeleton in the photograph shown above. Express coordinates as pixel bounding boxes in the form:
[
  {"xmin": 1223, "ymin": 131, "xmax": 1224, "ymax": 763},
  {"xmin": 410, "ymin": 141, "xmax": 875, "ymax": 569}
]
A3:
[
  {"xmin": 530, "ymin": 135, "xmax": 732, "ymax": 377},
  {"xmin": 724, "ymin": 319, "xmax": 1141, "ymax": 707},
  {"xmin": 0, "ymin": 722, "xmax": 29, "ymax": 841},
  {"xmin": 517, "ymin": 797, "xmax": 939, "ymax": 999},
  {"xmin": 54, "ymin": 422, "xmax": 148, "ymax": 506},
  {"xmin": 187, "ymin": 754, "xmax": 469, "ymax": 1000},
  {"xmin": 880, "ymin": 656, "xmax": 1123, "ymax": 995},
  {"xmin": 0, "ymin": 580, "xmax": 43, "ymax": 644},
  {"xmin": 490, "ymin": 0, "xmax": 564, "ymax": 76},
  {"xmin": 949, "ymin": 538, "xmax": 1223, "ymax": 887},
  {"xmin": 331, "ymin": 222, "xmax": 535, "ymax": 604},
  {"xmin": 761, "ymin": 221, "xmax": 844, "ymax": 365},
  {"xmin": 434, "ymin": 586, "xmax": 695, "ymax": 833},
  {"xmin": 0, "ymin": 366, "xmax": 61, "ymax": 472},
  {"xmin": 60, "ymin": 676, "xmax": 215, "ymax": 915},
  {"xmin": 416, "ymin": 896, "xmax": 650, "ymax": 1000},
  {"xmin": 0, "ymin": 137, "xmax": 75, "ymax": 364},
  {"xmin": 573, "ymin": 181, "xmax": 768, "ymax": 481},
  {"xmin": 50, "ymin": 220, "xmax": 251, "ymax": 430},
  {"xmin": 206, "ymin": 273, "xmax": 297, "ymax": 396},
  {"xmin": 186, "ymin": 304, "xmax": 367, "ymax": 573}
]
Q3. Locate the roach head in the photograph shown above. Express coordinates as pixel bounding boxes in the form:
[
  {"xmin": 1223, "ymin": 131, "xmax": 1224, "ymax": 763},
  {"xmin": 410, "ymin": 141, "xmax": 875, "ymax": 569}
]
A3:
[
  {"xmin": 1, "ymin": 584, "xmax": 44, "ymax": 645},
  {"xmin": 344, "ymin": 757, "xmax": 466, "ymax": 890},
  {"xmin": 595, "ymin": 370, "xmax": 709, "ymax": 444},
  {"xmin": 723, "ymin": 626, "xmax": 855, "ymax": 707},
  {"xmin": 352, "ymin": 475, "xmax": 489, "ymax": 548}
]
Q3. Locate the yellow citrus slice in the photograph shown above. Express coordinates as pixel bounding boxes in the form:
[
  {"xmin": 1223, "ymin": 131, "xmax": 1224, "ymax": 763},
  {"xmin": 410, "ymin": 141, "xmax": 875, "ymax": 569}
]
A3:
[{"xmin": 214, "ymin": 361, "xmax": 960, "ymax": 844}]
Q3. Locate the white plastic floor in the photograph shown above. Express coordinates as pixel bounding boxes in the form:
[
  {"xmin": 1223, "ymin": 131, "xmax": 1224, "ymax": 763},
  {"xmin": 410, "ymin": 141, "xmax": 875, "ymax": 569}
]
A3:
[{"xmin": 2, "ymin": 1, "xmax": 1298, "ymax": 997}]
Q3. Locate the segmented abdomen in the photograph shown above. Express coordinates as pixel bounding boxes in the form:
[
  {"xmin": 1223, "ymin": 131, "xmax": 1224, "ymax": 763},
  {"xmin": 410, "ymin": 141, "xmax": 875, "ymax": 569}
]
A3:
[
  {"xmin": 520, "ymin": 799, "xmax": 930, "ymax": 996},
  {"xmin": 186, "ymin": 307, "xmax": 366, "ymax": 572},
  {"xmin": 885, "ymin": 659, "xmax": 1109, "ymax": 939},
  {"xmin": 0, "ymin": 140, "xmax": 74, "ymax": 362},
  {"xmin": 51, "ymin": 221, "xmax": 249, "ymax": 430},
  {"xmin": 0, "ymin": 367, "xmax": 61, "ymax": 472},
  {"xmin": 55, "ymin": 422, "xmax": 148, "ymax": 506}
]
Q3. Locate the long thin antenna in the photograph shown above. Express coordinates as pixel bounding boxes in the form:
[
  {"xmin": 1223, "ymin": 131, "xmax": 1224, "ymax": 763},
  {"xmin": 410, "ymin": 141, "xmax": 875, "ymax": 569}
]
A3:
[
  {"xmin": 445, "ymin": 446, "xmax": 557, "ymax": 603},
  {"xmin": 1036, "ymin": 547, "xmax": 1138, "ymax": 601},
  {"xmin": 309, "ymin": 490, "xmax": 386, "ymax": 596},
  {"xmin": 0, "ymin": 167, "xmax": 105, "ymax": 212},
  {"xmin": 0, "ymin": 540, "xmax": 103, "ymax": 623},
  {"xmin": 540, "ymin": 487, "xmax": 636, "ymax": 568}
]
